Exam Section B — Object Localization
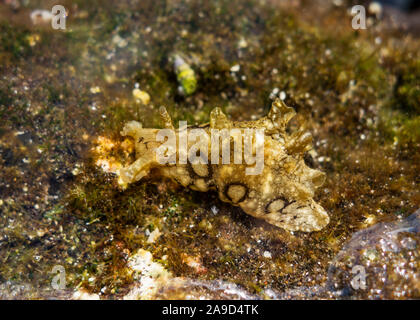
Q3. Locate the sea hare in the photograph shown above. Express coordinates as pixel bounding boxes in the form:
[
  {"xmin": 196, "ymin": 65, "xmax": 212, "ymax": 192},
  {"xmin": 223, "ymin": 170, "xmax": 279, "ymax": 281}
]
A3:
[{"xmin": 118, "ymin": 99, "xmax": 329, "ymax": 232}]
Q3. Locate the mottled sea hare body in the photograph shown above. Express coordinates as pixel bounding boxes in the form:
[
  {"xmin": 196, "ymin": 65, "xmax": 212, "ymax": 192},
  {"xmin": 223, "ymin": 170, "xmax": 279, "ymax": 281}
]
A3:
[{"xmin": 118, "ymin": 99, "xmax": 329, "ymax": 232}]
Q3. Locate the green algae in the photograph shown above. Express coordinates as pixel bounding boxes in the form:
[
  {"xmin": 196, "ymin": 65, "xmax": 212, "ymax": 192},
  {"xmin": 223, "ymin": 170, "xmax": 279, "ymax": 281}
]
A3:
[{"xmin": 0, "ymin": 22, "xmax": 32, "ymax": 62}]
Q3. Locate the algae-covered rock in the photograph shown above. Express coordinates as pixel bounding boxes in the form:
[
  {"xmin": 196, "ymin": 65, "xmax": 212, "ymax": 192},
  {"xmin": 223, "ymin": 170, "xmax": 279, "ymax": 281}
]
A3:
[{"xmin": 124, "ymin": 248, "xmax": 259, "ymax": 299}]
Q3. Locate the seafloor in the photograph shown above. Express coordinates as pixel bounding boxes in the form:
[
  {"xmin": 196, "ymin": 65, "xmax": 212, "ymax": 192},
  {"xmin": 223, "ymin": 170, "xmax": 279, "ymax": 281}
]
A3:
[{"xmin": 0, "ymin": 0, "xmax": 419, "ymax": 299}]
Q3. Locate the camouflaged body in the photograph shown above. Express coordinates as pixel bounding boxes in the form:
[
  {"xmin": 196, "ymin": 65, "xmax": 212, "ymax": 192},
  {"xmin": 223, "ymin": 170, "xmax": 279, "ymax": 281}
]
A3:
[{"xmin": 118, "ymin": 99, "xmax": 329, "ymax": 232}]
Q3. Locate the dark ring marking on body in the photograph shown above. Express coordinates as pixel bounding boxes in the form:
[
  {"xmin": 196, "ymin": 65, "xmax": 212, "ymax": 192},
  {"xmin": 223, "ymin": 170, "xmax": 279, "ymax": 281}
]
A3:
[
  {"xmin": 224, "ymin": 182, "xmax": 248, "ymax": 204},
  {"xmin": 265, "ymin": 197, "xmax": 295, "ymax": 214},
  {"xmin": 173, "ymin": 175, "xmax": 190, "ymax": 188},
  {"xmin": 187, "ymin": 159, "xmax": 212, "ymax": 179}
]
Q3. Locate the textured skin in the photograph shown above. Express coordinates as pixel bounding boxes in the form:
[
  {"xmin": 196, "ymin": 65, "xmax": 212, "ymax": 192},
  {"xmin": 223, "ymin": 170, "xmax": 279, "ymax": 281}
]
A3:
[{"xmin": 118, "ymin": 99, "xmax": 329, "ymax": 232}]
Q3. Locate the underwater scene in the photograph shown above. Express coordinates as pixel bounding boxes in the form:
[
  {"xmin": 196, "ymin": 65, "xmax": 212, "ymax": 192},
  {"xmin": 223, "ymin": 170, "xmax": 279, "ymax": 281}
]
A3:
[{"xmin": 0, "ymin": 0, "xmax": 419, "ymax": 300}]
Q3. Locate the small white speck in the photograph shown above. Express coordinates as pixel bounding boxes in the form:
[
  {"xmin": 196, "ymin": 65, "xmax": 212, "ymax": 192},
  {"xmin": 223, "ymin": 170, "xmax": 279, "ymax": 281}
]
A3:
[
  {"xmin": 369, "ymin": 2, "xmax": 383, "ymax": 16},
  {"xmin": 230, "ymin": 64, "xmax": 240, "ymax": 73},
  {"xmin": 263, "ymin": 251, "xmax": 272, "ymax": 258},
  {"xmin": 238, "ymin": 38, "xmax": 248, "ymax": 49},
  {"xmin": 147, "ymin": 228, "xmax": 161, "ymax": 243},
  {"xmin": 279, "ymin": 91, "xmax": 286, "ymax": 100},
  {"xmin": 269, "ymin": 87, "xmax": 280, "ymax": 100},
  {"xmin": 211, "ymin": 205, "xmax": 219, "ymax": 215}
]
